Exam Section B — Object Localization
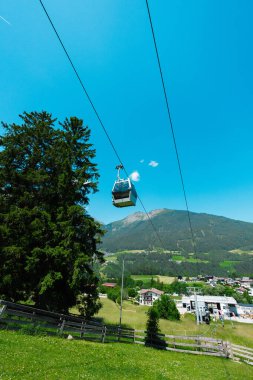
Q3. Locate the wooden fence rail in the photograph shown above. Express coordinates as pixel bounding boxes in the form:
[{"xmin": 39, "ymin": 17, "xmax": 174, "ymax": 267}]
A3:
[
  {"xmin": 134, "ymin": 329, "xmax": 228, "ymax": 357},
  {"xmin": 0, "ymin": 300, "xmax": 134, "ymax": 344},
  {"xmin": 1, "ymin": 300, "xmax": 252, "ymax": 366},
  {"xmin": 230, "ymin": 343, "xmax": 253, "ymax": 366}
]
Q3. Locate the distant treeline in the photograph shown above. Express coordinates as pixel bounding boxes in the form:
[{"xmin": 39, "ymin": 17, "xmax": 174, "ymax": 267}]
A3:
[{"xmin": 103, "ymin": 250, "xmax": 253, "ymax": 277}]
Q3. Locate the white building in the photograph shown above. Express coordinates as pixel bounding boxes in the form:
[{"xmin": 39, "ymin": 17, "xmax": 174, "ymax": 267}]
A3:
[
  {"xmin": 139, "ymin": 288, "xmax": 164, "ymax": 306},
  {"xmin": 237, "ymin": 304, "xmax": 253, "ymax": 317},
  {"xmin": 181, "ymin": 295, "xmax": 238, "ymax": 317}
]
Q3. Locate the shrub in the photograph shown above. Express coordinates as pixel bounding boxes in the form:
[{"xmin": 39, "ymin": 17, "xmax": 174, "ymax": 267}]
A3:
[{"xmin": 154, "ymin": 295, "xmax": 180, "ymax": 321}]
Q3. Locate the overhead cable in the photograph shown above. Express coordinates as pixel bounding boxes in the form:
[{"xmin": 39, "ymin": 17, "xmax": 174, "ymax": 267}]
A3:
[
  {"xmin": 38, "ymin": 0, "xmax": 166, "ymax": 250},
  {"xmin": 145, "ymin": 0, "xmax": 197, "ymax": 255}
]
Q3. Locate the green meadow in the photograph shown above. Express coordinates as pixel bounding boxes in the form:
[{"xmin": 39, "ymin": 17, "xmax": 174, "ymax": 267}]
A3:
[
  {"xmin": 0, "ymin": 329, "xmax": 252, "ymax": 380},
  {"xmin": 1, "ymin": 298, "xmax": 253, "ymax": 379},
  {"xmin": 130, "ymin": 275, "xmax": 175, "ymax": 285},
  {"xmin": 97, "ymin": 298, "xmax": 253, "ymax": 348}
]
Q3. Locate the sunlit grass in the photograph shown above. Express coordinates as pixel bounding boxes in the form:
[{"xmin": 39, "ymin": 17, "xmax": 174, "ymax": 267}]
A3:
[
  {"xmin": 97, "ymin": 298, "xmax": 253, "ymax": 347},
  {"xmin": 157, "ymin": 275, "xmax": 175, "ymax": 284},
  {"xmin": 0, "ymin": 329, "xmax": 252, "ymax": 380}
]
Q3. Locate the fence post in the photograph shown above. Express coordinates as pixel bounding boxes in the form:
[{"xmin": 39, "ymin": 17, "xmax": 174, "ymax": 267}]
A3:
[
  {"xmin": 220, "ymin": 340, "xmax": 226, "ymax": 357},
  {"xmin": 80, "ymin": 321, "xmax": 86, "ymax": 338},
  {"xmin": 59, "ymin": 319, "xmax": 65, "ymax": 335},
  {"xmin": 102, "ymin": 326, "xmax": 107, "ymax": 343},
  {"xmin": 32, "ymin": 311, "xmax": 36, "ymax": 327},
  {"xmin": 223, "ymin": 341, "xmax": 232, "ymax": 359},
  {"xmin": 196, "ymin": 337, "xmax": 200, "ymax": 352},
  {"xmin": 118, "ymin": 326, "xmax": 121, "ymax": 342},
  {"xmin": 0, "ymin": 305, "xmax": 7, "ymax": 318}
]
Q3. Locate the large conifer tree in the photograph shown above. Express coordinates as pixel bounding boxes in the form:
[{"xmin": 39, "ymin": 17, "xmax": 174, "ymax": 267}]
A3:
[{"xmin": 0, "ymin": 111, "xmax": 104, "ymax": 315}]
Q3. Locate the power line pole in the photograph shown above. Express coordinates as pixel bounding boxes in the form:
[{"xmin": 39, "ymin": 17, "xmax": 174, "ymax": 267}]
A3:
[
  {"xmin": 119, "ymin": 258, "xmax": 125, "ymax": 327},
  {"xmin": 187, "ymin": 287, "xmax": 202, "ymax": 325},
  {"xmin": 194, "ymin": 289, "xmax": 200, "ymax": 325}
]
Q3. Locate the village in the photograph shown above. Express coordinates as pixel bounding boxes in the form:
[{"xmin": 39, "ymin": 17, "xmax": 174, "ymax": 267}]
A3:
[{"xmin": 101, "ymin": 275, "xmax": 253, "ymax": 324}]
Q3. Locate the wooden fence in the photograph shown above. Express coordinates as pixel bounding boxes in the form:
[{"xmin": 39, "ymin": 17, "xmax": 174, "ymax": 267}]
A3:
[
  {"xmin": 1, "ymin": 300, "xmax": 252, "ymax": 366},
  {"xmin": 134, "ymin": 329, "xmax": 229, "ymax": 357},
  {"xmin": 0, "ymin": 300, "xmax": 134, "ymax": 344},
  {"xmin": 229, "ymin": 343, "xmax": 253, "ymax": 366}
]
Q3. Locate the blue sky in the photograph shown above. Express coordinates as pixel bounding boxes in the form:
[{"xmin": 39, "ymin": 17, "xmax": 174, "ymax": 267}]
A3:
[{"xmin": 1, "ymin": 1, "xmax": 253, "ymax": 224}]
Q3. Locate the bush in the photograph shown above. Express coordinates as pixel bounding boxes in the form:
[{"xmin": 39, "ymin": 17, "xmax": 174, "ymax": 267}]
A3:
[
  {"xmin": 128, "ymin": 288, "xmax": 138, "ymax": 298},
  {"xmin": 107, "ymin": 287, "xmax": 128, "ymax": 303},
  {"xmin": 154, "ymin": 295, "xmax": 180, "ymax": 321}
]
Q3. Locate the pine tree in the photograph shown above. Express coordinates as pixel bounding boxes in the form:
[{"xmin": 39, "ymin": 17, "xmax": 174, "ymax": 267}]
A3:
[
  {"xmin": 0, "ymin": 111, "xmax": 104, "ymax": 315},
  {"xmin": 145, "ymin": 307, "xmax": 167, "ymax": 349}
]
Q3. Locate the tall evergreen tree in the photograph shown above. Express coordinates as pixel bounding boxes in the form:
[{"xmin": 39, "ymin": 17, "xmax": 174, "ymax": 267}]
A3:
[
  {"xmin": 145, "ymin": 307, "xmax": 167, "ymax": 349},
  {"xmin": 0, "ymin": 111, "xmax": 104, "ymax": 315}
]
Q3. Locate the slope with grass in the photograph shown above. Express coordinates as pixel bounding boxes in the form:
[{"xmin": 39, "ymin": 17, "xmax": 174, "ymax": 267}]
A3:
[
  {"xmin": 97, "ymin": 298, "xmax": 253, "ymax": 348},
  {"xmin": 0, "ymin": 329, "xmax": 252, "ymax": 380}
]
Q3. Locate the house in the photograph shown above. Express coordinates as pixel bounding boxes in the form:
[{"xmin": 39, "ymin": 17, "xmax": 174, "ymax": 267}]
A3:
[
  {"xmin": 235, "ymin": 287, "xmax": 246, "ymax": 294},
  {"xmin": 139, "ymin": 288, "xmax": 164, "ymax": 306},
  {"xmin": 239, "ymin": 277, "xmax": 253, "ymax": 289},
  {"xmin": 181, "ymin": 295, "xmax": 238, "ymax": 316}
]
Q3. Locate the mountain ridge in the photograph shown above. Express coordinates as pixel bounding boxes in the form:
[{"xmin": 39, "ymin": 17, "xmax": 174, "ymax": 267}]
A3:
[{"xmin": 101, "ymin": 208, "xmax": 253, "ymax": 252}]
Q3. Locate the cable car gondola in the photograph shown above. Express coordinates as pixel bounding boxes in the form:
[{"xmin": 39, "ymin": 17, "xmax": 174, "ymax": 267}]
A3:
[{"xmin": 112, "ymin": 165, "xmax": 137, "ymax": 208}]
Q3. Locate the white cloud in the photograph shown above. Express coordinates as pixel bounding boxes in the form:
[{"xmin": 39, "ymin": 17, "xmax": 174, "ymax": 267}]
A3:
[
  {"xmin": 149, "ymin": 160, "xmax": 159, "ymax": 168},
  {"xmin": 140, "ymin": 159, "xmax": 144, "ymax": 163},
  {"xmin": 130, "ymin": 171, "xmax": 140, "ymax": 182}
]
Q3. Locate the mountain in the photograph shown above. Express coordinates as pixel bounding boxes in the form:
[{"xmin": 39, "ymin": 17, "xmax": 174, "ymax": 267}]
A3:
[{"xmin": 101, "ymin": 209, "xmax": 253, "ymax": 252}]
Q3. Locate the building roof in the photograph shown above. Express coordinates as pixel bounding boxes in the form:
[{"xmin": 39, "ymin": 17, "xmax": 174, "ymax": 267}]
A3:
[
  {"xmin": 140, "ymin": 288, "xmax": 164, "ymax": 295},
  {"xmin": 238, "ymin": 304, "xmax": 253, "ymax": 307},
  {"xmin": 182, "ymin": 295, "xmax": 237, "ymax": 304},
  {"xmin": 102, "ymin": 282, "xmax": 117, "ymax": 288}
]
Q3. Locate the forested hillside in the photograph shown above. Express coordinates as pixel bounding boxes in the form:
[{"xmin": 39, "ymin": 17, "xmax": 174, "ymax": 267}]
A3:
[
  {"xmin": 102, "ymin": 209, "xmax": 253, "ymax": 253},
  {"xmin": 103, "ymin": 249, "xmax": 253, "ymax": 277}
]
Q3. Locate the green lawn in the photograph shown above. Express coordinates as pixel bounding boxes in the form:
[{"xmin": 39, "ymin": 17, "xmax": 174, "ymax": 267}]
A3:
[
  {"xmin": 229, "ymin": 249, "xmax": 253, "ymax": 255},
  {"xmin": 130, "ymin": 274, "xmax": 158, "ymax": 284},
  {"xmin": 171, "ymin": 256, "xmax": 209, "ymax": 263},
  {"xmin": 130, "ymin": 275, "xmax": 175, "ymax": 285},
  {"xmin": 172, "ymin": 255, "xmax": 185, "ymax": 261},
  {"xmin": 97, "ymin": 298, "xmax": 253, "ymax": 347},
  {"xmin": 186, "ymin": 258, "xmax": 209, "ymax": 263},
  {"xmin": 157, "ymin": 275, "xmax": 175, "ymax": 284},
  {"xmin": 0, "ymin": 329, "xmax": 252, "ymax": 380},
  {"xmin": 219, "ymin": 260, "xmax": 240, "ymax": 268},
  {"xmin": 104, "ymin": 254, "xmax": 117, "ymax": 262}
]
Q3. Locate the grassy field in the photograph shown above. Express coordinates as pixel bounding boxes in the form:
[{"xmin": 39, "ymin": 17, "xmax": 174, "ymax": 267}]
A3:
[
  {"xmin": 130, "ymin": 275, "xmax": 175, "ymax": 285},
  {"xmin": 104, "ymin": 254, "xmax": 117, "ymax": 262},
  {"xmin": 157, "ymin": 275, "xmax": 175, "ymax": 284},
  {"xmin": 171, "ymin": 256, "xmax": 209, "ymax": 263},
  {"xmin": 229, "ymin": 249, "xmax": 253, "ymax": 255},
  {"xmin": 0, "ymin": 329, "xmax": 252, "ymax": 380},
  {"xmin": 97, "ymin": 298, "xmax": 253, "ymax": 347},
  {"xmin": 219, "ymin": 260, "xmax": 240, "ymax": 268}
]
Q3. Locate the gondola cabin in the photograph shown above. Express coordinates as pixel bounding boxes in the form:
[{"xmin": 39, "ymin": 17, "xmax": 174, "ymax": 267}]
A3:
[{"xmin": 112, "ymin": 178, "xmax": 137, "ymax": 207}]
